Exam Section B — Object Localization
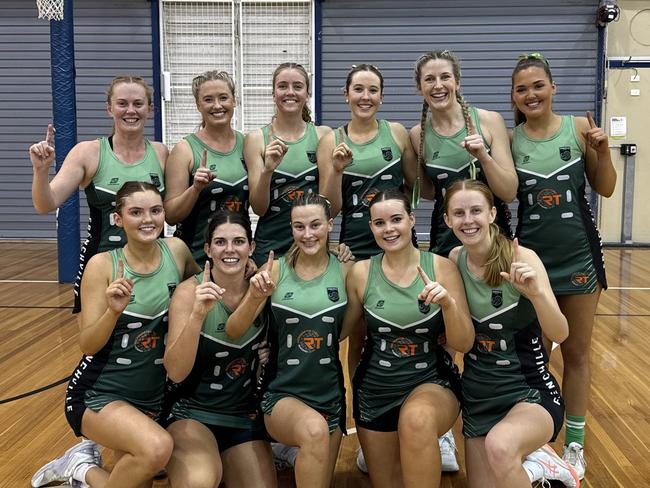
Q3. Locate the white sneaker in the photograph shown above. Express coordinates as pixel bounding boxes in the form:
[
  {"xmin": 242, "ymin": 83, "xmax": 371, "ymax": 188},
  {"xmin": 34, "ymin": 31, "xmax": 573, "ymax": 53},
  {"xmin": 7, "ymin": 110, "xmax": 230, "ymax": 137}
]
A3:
[
  {"xmin": 271, "ymin": 442, "xmax": 297, "ymax": 470},
  {"xmin": 439, "ymin": 430, "xmax": 459, "ymax": 472},
  {"xmin": 356, "ymin": 447, "xmax": 368, "ymax": 473},
  {"xmin": 525, "ymin": 444, "xmax": 580, "ymax": 488},
  {"xmin": 31, "ymin": 440, "xmax": 98, "ymax": 487},
  {"xmin": 563, "ymin": 442, "xmax": 586, "ymax": 480}
]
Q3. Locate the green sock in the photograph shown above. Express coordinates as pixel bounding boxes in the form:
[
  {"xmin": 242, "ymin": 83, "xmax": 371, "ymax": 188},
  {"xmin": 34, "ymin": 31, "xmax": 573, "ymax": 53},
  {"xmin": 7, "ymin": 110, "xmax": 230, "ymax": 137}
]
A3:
[{"xmin": 565, "ymin": 414, "xmax": 586, "ymax": 446}]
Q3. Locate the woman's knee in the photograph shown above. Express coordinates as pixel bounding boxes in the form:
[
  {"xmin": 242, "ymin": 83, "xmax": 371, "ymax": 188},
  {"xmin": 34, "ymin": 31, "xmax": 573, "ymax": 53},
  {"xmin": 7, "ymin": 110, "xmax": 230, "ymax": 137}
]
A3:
[
  {"xmin": 137, "ymin": 430, "xmax": 174, "ymax": 473},
  {"xmin": 483, "ymin": 433, "xmax": 518, "ymax": 477},
  {"xmin": 398, "ymin": 404, "xmax": 437, "ymax": 443},
  {"xmin": 295, "ymin": 415, "xmax": 330, "ymax": 450}
]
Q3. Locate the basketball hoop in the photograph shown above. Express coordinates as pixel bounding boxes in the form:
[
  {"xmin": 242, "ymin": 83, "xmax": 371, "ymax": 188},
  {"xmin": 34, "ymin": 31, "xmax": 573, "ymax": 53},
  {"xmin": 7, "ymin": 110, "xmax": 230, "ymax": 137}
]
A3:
[{"xmin": 36, "ymin": 0, "xmax": 64, "ymax": 21}]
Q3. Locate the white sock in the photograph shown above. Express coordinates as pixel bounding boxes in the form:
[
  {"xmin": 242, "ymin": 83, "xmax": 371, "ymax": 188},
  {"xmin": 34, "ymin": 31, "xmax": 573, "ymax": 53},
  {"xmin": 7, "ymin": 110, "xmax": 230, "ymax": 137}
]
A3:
[
  {"xmin": 72, "ymin": 462, "xmax": 95, "ymax": 484},
  {"xmin": 523, "ymin": 459, "xmax": 543, "ymax": 482}
]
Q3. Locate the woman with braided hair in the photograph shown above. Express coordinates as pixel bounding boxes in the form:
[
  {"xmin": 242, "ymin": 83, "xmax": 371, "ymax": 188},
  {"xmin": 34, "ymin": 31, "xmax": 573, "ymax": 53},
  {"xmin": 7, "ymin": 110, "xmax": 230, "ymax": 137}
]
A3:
[{"xmin": 409, "ymin": 50, "xmax": 517, "ymax": 257}]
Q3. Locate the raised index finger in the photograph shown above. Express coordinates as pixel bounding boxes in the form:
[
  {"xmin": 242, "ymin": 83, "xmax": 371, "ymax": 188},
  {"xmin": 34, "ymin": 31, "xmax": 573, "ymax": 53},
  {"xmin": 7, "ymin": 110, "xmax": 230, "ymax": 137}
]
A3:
[
  {"xmin": 268, "ymin": 123, "xmax": 275, "ymax": 142},
  {"xmin": 266, "ymin": 250, "xmax": 275, "ymax": 273},
  {"xmin": 202, "ymin": 260, "xmax": 211, "ymax": 283},
  {"xmin": 586, "ymin": 111, "xmax": 596, "ymax": 129},
  {"xmin": 117, "ymin": 259, "xmax": 125, "ymax": 279},
  {"xmin": 417, "ymin": 265, "xmax": 433, "ymax": 285},
  {"xmin": 338, "ymin": 127, "xmax": 345, "ymax": 145},
  {"xmin": 200, "ymin": 148, "xmax": 207, "ymax": 168},
  {"xmin": 45, "ymin": 124, "xmax": 54, "ymax": 145},
  {"xmin": 512, "ymin": 237, "xmax": 520, "ymax": 261}
]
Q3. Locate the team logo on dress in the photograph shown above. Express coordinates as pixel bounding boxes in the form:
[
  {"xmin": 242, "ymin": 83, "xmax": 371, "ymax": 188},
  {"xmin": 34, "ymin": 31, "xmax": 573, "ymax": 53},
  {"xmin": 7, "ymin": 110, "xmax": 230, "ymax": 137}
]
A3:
[
  {"xmin": 150, "ymin": 173, "xmax": 161, "ymax": 187},
  {"xmin": 390, "ymin": 337, "xmax": 417, "ymax": 357},
  {"xmin": 225, "ymin": 358, "xmax": 248, "ymax": 379},
  {"xmin": 306, "ymin": 151, "xmax": 317, "ymax": 164},
  {"xmin": 418, "ymin": 299, "xmax": 431, "ymax": 314},
  {"xmin": 375, "ymin": 300, "xmax": 385, "ymax": 309},
  {"xmin": 224, "ymin": 196, "xmax": 243, "ymax": 212},
  {"xmin": 559, "ymin": 146, "xmax": 571, "ymax": 161},
  {"xmin": 381, "ymin": 147, "xmax": 393, "ymax": 161},
  {"xmin": 167, "ymin": 283, "xmax": 177, "ymax": 298},
  {"xmin": 571, "ymin": 272, "xmax": 589, "ymax": 287},
  {"xmin": 491, "ymin": 289, "xmax": 503, "ymax": 308},
  {"xmin": 362, "ymin": 188, "xmax": 381, "ymax": 207},
  {"xmin": 281, "ymin": 185, "xmax": 305, "ymax": 203},
  {"xmin": 297, "ymin": 329, "xmax": 323, "ymax": 353},
  {"xmin": 282, "ymin": 292, "xmax": 294, "ymax": 300},
  {"xmin": 536, "ymin": 189, "xmax": 561, "ymax": 209},
  {"xmin": 475, "ymin": 333, "xmax": 496, "ymax": 353},
  {"xmin": 134, "ymin": 330, "xmax": 160, "ymax": 352},
  {"xmin": 327, "ymin": 287, "xmax": 340, "ymax": 302}
]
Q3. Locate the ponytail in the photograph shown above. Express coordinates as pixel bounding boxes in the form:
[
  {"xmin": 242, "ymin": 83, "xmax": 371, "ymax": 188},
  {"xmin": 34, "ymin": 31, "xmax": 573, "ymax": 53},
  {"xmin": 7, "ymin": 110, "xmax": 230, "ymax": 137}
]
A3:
[{"xmin": 483, "ymin": 223, "xmax": 513, "ymax": 287}]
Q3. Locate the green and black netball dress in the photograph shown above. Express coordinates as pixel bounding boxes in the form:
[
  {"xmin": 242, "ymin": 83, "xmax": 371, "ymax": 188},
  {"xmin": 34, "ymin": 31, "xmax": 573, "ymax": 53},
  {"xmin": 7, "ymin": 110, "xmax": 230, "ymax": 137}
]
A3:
[
  {"xmin": 353, "ymin": 252, "xmax": 458, "ymax": 425},
  {"xmin": 423, "ymin": 107, "xmax": 511, "ymax": 256},
  {"xmin": 65, "ymin": 239, "xmax": 180, "ymax": 436},
  {"xmin": 512, "ymin": 115, "xmax": 606, "ymax": 294},
  {"xmin": 261, "ymin": 255, "xmax": 347, "ymax": 432},
  {"xmin": 252, "ymin": 123, "xmax": 319, "ymax": 265},
  {"xmin": 74, "ymin": 136, "xmax": 165, "ymax": 312},
  {"xmin": 456, "ymin": 247, "xmax": 564, "ymax": 439},
  {"xmin": 338, "ymin": 120, "xmax": 403, "ymax": 259},
  {"xmin": 171, "ymin": 271, "xmax": 267, "ymax": 429},
  {"xmin": 174, "ymin": 132, "xmax": 249, "ymax": 264}
]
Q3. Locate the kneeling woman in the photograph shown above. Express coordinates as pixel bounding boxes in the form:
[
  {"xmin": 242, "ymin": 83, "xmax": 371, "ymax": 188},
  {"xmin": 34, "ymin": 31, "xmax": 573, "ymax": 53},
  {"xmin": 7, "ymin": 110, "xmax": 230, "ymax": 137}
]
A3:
[
  {"xmin": 33, "ymin": 182, "xmax": 198, "ymax": 488},
  {"xmin": 227, "ymin": 194, "xmax": 352, "ymax": 488},
  {"xmin": 444, "ymin": 179, "xmax": 578, "ymax": 488},
  {"xmin": 163, "ymin": 210, "xmax": 276, "ymax": 488},
  {"xmin": 344, "ymin": 188, "xmax": 473, "ymax": 488}
]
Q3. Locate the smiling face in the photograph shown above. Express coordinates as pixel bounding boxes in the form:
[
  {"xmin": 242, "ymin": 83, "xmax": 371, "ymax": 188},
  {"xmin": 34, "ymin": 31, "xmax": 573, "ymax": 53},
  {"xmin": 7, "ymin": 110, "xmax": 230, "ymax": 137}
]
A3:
[
  {"xmin": 106, "ymin": 82, "xmax": 152, "ymax": 134},
  {"xmin": 345, "ymin": 70, "xmax": 384, "ymax": 120},
  {"xmin": 444, "ymin": 188, "xmax": 496, "ymax": 246},
  {"xmin": 114, "ymin": 189, "xmax": 165, "ymax": 243},
  {"xmin": 369, "ymin": 198, "xmax": 415, "ymax": 252},
  {"xmin": 290, "ymin": 204, "xmax": 332, "ymax": 256},
  {"xmin": 417, "ymin": 58, "xmax": 460, "ymax": 112},
  {"xmin": 205, "ymin": 222, "xmax": 253, "ymax": 276},
  {"xmin": 511, "ymin": 66, "xmax": 556, "ymax": 120},
  {"xmin": 196, "ymin": 79, "xmax": 236, "ymax": 128},
  {"xmin": 272, "ymin": 68, "xmax": 310, "ymax": 116}
]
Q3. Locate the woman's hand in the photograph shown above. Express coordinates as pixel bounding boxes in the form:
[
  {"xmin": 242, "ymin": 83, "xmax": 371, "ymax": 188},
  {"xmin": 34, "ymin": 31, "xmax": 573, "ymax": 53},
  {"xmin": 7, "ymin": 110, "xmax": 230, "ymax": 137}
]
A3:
[
  {"xmin": 417, "ymin": 265, "xmax": 453, "ymax": 308},
  {"xmin": 249, "ymin": 251, "xmax": 277, "ymax": 298},
  {"xmin": 193, "ymin": 261, "xmax": 225, "ymax": 317},
  {"xmin": 499, "ymin": 238, "xmax": 542, "ymax": 298},
  {"xmin": 29, "ymin": 124, "xmax": 56, "ymax": 172},
  {"xmin": 263, "ymin": 125, "xmax": 288, "ymax": 173},
  {"xmin": 192, "ymin": 149, "xmax": 215, "ymax": 192},
  {"xmin": 105, "ymin": 260, "xmax": 134, "ymax": 314},
  {"xmin": 331, "ymin": 127, "xmax": 353, "ymax": 173}
]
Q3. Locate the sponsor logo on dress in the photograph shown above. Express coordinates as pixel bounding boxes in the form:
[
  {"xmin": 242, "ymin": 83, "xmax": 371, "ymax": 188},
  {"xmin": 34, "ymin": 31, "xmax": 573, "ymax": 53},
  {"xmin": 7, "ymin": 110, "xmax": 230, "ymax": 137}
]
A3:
[
  {"xmin": 226, "ymin": 358, "xmax": 248, "ymax": 379},
  {"xmin": 390, "ymin": 337, "xmax": 417, "ymax": 357},
  {"xmin": 134, "ymin": 330, "xmax": 160, "ymax": 352},
  {"xmin": 491, "ymin": 289, "xmax": 503, "ymax": 308},
  {"xmin": 559, "ymin": 146, "xmax": 571, "ymax": 161},
  {"xmin": 475, "ymin": 333, "xmax": 496, "ymax": 353},
  {"xmin": 537, "ymin": 189, "xmax": 561, "ymax": 209},
  {"xmin": 280, "ymin": 185, "xmax": 305, "ymax": 203},
  {"xmin": 297, "ymin": 329, "xmax": 323, "ymax": 353},
  {"xmin": 306, "ymin": 151, "xmax": 317, "ymax": 164},
  {"xmin": 431, "ymin": 151, "xmax": 440, "ymax": 160},
  {"xmin": 217, "ymin": 322, "xmax": 226, "ymax": 331},
  {"xmin": 110, "ymin": 177, "xmax": 120, "ymax": 185},
  {"xmin": 282, "ymin": 292, "xmax": 294, "ymax": 300},
  {"xmin": 362, "ymin": 187, "xmax": 380, "ymax": 207},
  {"xmin": 418, "ymin": 299, "xmax": 431, "ymax": 314},
  {"xmin": 375, "ymin": 299, "xmax": 385, "ymax": 309},
  {"xmin": 381, "ymin": 147, "xmax": 393, "ymax": 161},
  {"xmin": 327, "ymin": 287, "xmax": 340, "ymax": 302},
  {"xmin": 150, "ymin": 173, "xmax": 161, "ymax": 187},
  {"xmin": 522, "ymin": 155, "xmax": 531, "ymax": 164},
  {"xmin": 224, "ymin": 196, "xmax": 243, "ymax": 212},
  {"xmin": 571, "ymin": 272, "xmax": 589, "ymax": 287}
]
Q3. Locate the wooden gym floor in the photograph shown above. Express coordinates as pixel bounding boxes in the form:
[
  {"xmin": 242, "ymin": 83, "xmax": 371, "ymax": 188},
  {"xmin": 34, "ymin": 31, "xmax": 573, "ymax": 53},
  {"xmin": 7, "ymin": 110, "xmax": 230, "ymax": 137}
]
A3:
[{"xmin": 0, "ymin": 242, "xmax": 648, "ymax": 487}]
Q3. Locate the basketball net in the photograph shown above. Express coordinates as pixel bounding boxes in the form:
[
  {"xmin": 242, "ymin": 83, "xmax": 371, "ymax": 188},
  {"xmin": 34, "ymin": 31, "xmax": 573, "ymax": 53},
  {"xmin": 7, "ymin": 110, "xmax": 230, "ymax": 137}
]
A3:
[{"xmin": 36, "ymin": 0, "xmax": 64, "ymax": 20}]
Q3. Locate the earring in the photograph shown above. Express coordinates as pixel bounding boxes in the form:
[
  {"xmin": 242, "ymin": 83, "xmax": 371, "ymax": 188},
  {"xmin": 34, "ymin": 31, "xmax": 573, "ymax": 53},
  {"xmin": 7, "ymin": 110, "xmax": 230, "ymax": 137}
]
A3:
[{"xmin": 345, "ymin": 99, "xmax": 349, "ymax": 103}]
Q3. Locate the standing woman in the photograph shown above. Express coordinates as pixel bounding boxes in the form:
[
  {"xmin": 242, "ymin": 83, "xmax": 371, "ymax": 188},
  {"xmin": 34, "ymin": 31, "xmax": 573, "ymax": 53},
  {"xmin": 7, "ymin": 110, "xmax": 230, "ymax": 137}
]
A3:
[
  {"xmin": 319, "ymin": 64, "xmax": 418, "ymax": 260},
  {"xmin": 345, "ymin": 188, "xmax": 473, "ymax": 488},
  {"xmin": 163, "ymin": 210, "xmax": 276, "ymax": 488},
  {"xmin": 246, "ymin": 62, "xmax": 331, "ymax": 265},
  {"xmin": 444, "ymin": 179, "xmax": 579, "ymax": 488},
  {"xmin": 510, "ymin": 53, "xmax": 616, "ymax": 479},
  {"xmin": 410, "ymin": 50, "xmax": 517, "ymax": 257},
  {"xmin": 29, "ymin": 75, "xmax": 167, "ymax": 313},
  {"xmin": 164, "ymin": 70, "xmax": 249, "ymax": 264},
  {"xmin": 226, "ymin": 194, "xmax": 352, "ymax": 488},
  {"xmin": 31, "ymin": 182, "xmax": 199, "ymax": 488}
]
